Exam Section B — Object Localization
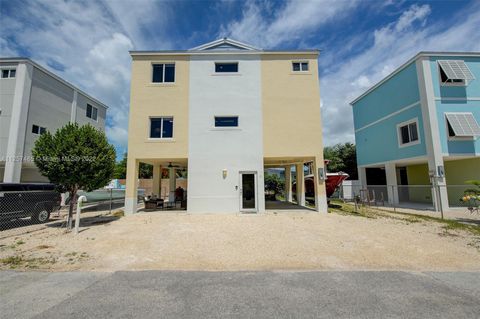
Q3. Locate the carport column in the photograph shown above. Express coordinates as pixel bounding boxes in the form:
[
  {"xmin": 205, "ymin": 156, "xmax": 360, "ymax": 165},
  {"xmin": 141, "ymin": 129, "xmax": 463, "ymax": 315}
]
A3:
[
  {"xmin": 124, "ymin": 158, "xmax": 139, "ymax": 214},
  {"xmin": 385, "ymin": 162, "xmax": 399, "ymax": 205},
  {"xmin": 416, "ymin": 58, "xmax": 449, "ymax": 211},
  {"xmin": 284, "ymin": 165, "xmax": 292, "ymax": 202},
  {"xmin": 169, "ymin": 167, "xmax": 176, "ymax": 202},
  {"xmin": 358, "ymin": 166, "xmax": 367, "ymax": 188},
  {"xmin": 296, "ymin": 163, "xmax": 305, "ymax": 206},
  {"xmin": 312, "ymin": 157, "xmax": 328, "ymax": 213},
  {"xmin": 152, "ymin": 165, "xmax": 160, "ymax": 197}
]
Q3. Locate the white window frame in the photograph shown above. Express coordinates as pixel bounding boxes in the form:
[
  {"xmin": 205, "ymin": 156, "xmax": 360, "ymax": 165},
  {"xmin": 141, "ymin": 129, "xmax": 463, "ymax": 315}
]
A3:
[
  {"xmin": 445, "ymin": 112, "xmax": 478, "ymax": 141},
  {"xmin": 151, "ymin": 62, "xmax": 176, "ymax": 84},
  {"xmin": 1, "ymin": 69, "xmax": 16, "ymax": 79},
  {"xmin": 292, "ymin": 61, "xmax": 309, "ymax": 72},
  {"xmin": 86, "ymin": 103, "xmax": 98, "ymax": 122},
  {"xmin": 32, "ymin": 124, "xmax": 47, "ymax": 135},
  {"xmin": 397, "ymin": 118, "xmax": 421, "ymax": 148},
  {"xmin": 149, "ymin": 116, "xmax": 174, "ymax": 139}
]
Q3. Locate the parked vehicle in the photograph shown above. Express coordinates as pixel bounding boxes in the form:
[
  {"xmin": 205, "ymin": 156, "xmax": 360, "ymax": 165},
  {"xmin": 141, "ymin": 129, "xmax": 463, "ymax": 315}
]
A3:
[{"xmin": 0, "ymin": 183, "xmax": 61, "ymax": 223}]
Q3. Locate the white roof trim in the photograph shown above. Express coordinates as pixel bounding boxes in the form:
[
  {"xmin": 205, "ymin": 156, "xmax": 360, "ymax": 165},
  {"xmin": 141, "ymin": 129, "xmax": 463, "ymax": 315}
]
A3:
[
  {"xmin": 445, "ymin": 112, "xmax": 480, "ymax": 137},
  {"xmin": 189, "ymin": 38, "xmax": 261, "ymax": 51},
  {"xmin": 438, "ymin": 60, "xmax": 475, "ymax": 81}
]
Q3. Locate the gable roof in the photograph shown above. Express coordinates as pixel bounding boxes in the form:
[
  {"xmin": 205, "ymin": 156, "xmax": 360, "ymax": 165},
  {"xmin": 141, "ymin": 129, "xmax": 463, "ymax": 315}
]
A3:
[{"xmin": 189, "ymin": 38, "xmax": 261, "ymax": 51}]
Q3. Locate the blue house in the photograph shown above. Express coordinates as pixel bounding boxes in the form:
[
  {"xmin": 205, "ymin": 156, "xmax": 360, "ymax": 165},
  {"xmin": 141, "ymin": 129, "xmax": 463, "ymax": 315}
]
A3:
[{"xmin": 351, "ymin": 52, "xmax": 480, "ymax": 211}]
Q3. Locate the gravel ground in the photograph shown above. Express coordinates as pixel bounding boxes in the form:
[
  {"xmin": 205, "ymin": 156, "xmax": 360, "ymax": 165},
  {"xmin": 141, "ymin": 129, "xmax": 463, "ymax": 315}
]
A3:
[{"xmin": 0, "ymin": 208, "xmax": 479, "ymax": 271}]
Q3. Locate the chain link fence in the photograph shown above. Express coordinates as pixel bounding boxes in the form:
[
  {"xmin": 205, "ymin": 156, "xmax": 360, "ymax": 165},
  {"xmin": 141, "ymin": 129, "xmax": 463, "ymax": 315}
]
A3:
[
  {"xmin": 332, "ymin": 183, "xmax": 480, "ymax": 218},
  {"xmin": 0, "ymin": 188, "xmax": 145, "ymax": 239}
]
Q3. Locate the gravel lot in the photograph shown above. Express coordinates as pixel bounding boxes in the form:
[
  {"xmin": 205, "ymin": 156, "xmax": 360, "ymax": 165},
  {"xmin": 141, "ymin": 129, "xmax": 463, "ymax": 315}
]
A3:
[{"xmin": 1, "ymin": 207, "xmax": 479, "ymax": 271}]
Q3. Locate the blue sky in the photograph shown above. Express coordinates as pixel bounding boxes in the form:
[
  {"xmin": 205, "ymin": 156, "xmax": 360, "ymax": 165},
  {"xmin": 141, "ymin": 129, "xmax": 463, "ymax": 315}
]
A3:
[{"xmin": 1, "ymin": 0, "xmax": 480, "ymax": 159}]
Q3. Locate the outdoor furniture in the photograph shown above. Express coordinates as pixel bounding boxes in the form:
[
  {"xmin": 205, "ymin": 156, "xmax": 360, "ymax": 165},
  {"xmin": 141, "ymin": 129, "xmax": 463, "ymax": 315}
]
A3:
[{"xmin": 143, "ymin": 197, "xmax": 164, "ymax": 211}]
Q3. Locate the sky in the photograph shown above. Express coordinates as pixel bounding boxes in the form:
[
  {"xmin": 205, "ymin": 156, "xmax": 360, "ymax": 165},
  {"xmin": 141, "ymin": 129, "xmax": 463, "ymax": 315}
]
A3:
[{"xmin": 1, "ymin": 0, "xmax": 480, "ymax": 159}]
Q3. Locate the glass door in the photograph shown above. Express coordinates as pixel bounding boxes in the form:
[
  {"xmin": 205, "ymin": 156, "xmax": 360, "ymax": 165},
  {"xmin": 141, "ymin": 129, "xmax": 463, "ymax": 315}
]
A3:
[{"xmin": 240, "ymin": 172, "xmax": 257, "ymax": 212}]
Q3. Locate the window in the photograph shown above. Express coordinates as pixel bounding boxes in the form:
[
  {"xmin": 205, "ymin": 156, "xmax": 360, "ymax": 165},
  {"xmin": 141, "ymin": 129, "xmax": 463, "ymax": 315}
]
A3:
[
  {"xmin": 215, "ymin": 63, "xmax": 238, "ymax": 73},
  {"xmin": 32, "ymin": 124, "xmax": 46, "ymax": 135},
  {"xmin": 445, "ymin": 113, "xmax": 480, "ymax": 138},
  {"xmin": 215, "ymin": 116, "xmax": 238, "ymax": 127},
  {"xmin": 86, "ymin": 104, "xmax": 98, "ymax": 121},
  {"xmin": 437, "ymin": 60, "xmax": 475, "ymax": 86},
  {"xmin": 1, "ymin": 69, "xmax": 16, "ymax": 78},
  {"xmin": 150, "ymin": 117, "xmax": 173, "ymax": 138},
  {"xmin": 397, "ymin": 119, "xmax": 419, "ymax": 146},
  {"xmin": 152, "ymin": 63, "xmax": 175, "ymax": 83},
  {"xmin": 292, "ymin": 62, "xmax": 309, "ymax": 72}
]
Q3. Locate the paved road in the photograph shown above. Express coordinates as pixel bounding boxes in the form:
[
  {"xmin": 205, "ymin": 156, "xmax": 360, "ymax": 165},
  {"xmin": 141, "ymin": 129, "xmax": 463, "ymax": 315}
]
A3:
[{"xmin": 1, "ymin": 271, "xmax": 479, "ymax": 318}]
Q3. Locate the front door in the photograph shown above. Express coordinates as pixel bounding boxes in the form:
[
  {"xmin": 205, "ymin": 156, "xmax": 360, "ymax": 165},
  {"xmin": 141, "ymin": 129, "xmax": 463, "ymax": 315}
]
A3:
[{"xmin": 240, "ymin": 172, "xmax": 257, "ymax": 212}]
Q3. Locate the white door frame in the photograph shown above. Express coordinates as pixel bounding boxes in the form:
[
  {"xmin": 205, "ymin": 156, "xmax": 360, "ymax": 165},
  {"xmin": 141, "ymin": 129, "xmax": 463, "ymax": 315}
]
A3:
[{"xmin": 239, "ymin": 171, "xmax": 258, "ymax": 213}]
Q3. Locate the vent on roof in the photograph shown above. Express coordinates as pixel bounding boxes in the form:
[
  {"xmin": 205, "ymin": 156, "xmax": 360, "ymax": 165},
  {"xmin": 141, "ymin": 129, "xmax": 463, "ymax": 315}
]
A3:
[
  {"xmin": 438, "ymin": 60, "xmax": 475, "ymax": 85},
  {"xmin": 445, "ymin": 113, "xmax": 480, "ymax": 137}
]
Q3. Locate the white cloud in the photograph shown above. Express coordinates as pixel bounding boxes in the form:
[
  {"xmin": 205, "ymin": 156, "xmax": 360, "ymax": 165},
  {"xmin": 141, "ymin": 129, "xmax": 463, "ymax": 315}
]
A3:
[
  {"xmin": 220, "ymin": 0, "xmax": 360, "ymax": 48},
  {"xmin": 320, "ymin": 2, "xmax": 480, "ymax": 146}
]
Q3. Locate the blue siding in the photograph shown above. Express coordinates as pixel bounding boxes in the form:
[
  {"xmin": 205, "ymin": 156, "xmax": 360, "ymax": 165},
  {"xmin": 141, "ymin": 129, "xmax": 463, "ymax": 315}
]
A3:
[
  {"xmin": 352, "ymin": 61, "xmax": 426, "ymax": 166},
  {"xmin": 429, "ymin": 56, "xmax": 480, "ymax": 155},
  {"xmin": 356, "ymin": 104, "xmax": 427, "ymax": 166},
  {"xmin": 352, "ymin": 62, "xmax": 420, "ymax": 130}
]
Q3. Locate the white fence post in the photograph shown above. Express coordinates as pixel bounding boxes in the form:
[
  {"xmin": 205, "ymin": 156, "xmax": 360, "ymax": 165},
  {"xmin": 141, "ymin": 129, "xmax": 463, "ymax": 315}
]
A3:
[{"xmin": 75, "ymin": 195, "xmax": 87, "ymax": 234}]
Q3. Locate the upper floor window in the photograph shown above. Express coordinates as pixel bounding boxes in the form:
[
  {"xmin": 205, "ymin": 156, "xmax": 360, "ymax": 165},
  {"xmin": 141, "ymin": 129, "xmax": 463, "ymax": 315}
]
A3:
[
  {"xmin": 150, "ymin": 117, "xmax": 173, "ymax": 138},
  {"xmin": 437, "ymin": 60, "xmax": 475, "ymax": 86},
  {"xmin": 445, "ymin": 113, "xmax": 480, "ymax": 139},
  {"xmin": 32, "ymin": 124, "xmax": 46, "ymax": 135},
  {"xmin": 86, "ymin": 104, "xmax": 98, "ymax": 121},
  {"xmin": 1, "ymin": 69, "xmax": 16, "ymax": 78},
  {"xmin": 152, "ymin": 63, "xmax": 175, "ymax": 83},
  {"xmin": 215, "ymin": 116, "xmax": 238, "ymax": 127},
  {"xmin": 215, "ymin": 62, "xmax": 238, "ymax": 73},
  {"xmin": 292, "ymin": 62, "xmax": 308, "ymax": 72},
  {"xmin": 397, "ymin": 119, "xmax": 419, "ymax": 147}
]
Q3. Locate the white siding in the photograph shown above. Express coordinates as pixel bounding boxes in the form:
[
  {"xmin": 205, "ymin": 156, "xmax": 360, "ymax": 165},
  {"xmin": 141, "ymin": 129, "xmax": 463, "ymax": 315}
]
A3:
[{"xmin": 188, "ymin": 54, "xmax": 265, "ymax": 213}]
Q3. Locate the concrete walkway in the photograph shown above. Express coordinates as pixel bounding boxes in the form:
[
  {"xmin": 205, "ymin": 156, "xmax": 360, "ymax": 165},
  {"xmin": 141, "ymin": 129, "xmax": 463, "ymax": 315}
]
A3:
[{"xmin": 1, "ymin": 271, "xmax": 479, "ymax": 318}]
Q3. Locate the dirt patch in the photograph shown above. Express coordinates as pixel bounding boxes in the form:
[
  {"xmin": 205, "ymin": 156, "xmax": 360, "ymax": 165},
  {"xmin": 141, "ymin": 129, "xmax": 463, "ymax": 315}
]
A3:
[{"xmin": 0, "ymin": 207, "xmax": 479, "ymax": 272}]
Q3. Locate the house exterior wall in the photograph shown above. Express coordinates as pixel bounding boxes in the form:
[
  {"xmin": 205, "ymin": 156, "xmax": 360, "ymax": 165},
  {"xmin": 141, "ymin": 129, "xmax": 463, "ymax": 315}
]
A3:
[
  {"xmin": 188, "ymin": 54, "xmax": 265, "ymax": 213},
  {"xmin": 428, "ymin": 56, "xmax": 480, "ymax": 156},
  {"xmin": 353, "ymin": 63, "xmax": 427, "ymax": 166},
  {"xmin": 0, "ymin": 64, "xmax": 16, "ymax": 161},
  {"xmin": 127, "ymin": 55, "xmax": 190, "ymax": 161}
]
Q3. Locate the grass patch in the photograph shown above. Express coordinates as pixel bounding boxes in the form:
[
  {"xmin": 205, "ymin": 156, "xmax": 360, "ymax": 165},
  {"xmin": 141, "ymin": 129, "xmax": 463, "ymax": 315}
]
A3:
[
  {"xmin": 0, "ymin": 255, "xmax": 57, "ymax": 269},
  {"xmin": 328, "ymin": 201, "xmax": 376, "ymax": 219},
  {"xmin": 111, "ymin": 210, "xmax": 124, "ymax": 218}
]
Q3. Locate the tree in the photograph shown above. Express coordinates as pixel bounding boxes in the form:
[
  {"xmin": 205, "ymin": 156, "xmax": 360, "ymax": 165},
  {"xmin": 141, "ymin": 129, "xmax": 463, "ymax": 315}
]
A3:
[
  {"xmin": 264, "ymin": 173, "xmax": 284, "ymax": 199},
  {"xmin": 113, "ymin": 153, "xmax": 153, "ymax": 179},
  {"xmin": 323, "ymin": 142, "xmax": 358, "ymax": 180},
  {"xmin": 32, "ymin": 123, "xmax": 116, "ymax": 229}
]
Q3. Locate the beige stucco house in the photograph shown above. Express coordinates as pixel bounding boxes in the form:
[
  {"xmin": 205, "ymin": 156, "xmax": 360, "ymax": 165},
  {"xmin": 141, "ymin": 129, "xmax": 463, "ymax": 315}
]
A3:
[{"xmin": 125, "ymin": 38, "xmax": 327, "ymax": 214}]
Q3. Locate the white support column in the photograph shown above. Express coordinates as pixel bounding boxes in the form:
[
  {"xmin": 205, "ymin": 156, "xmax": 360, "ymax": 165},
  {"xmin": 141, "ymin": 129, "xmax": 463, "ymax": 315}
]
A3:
[
  {"xmin": 169, "ymin": 167, "xmax": 176, "ymax": 202},
  {"xmin": 124, "ymin": 158, "xmax": 139, "ymax": 214},
  {"xmin": 285, "ymin": 165, "xmax": 292, "ymax": 202},
  {"xmin": 385, "ymin": 162, "xmax": 399, "ymax": 205},
  {"xmin": 4, "ymin": 62, "xmax": 33, "ymax": 183},
  {"xmin": 358, "ymin": 166, "xmax": 367, "ymax": 188},
  {"xmin": 416, "ymin": 58, "xmax": 449, "ymax": 211},
  {"xmin": 312, "ymin": 157, "xmax": 328, "ymax": 213},
  {"xmin": 70, "ymin": 90, "xmax": 78, "ymax": 123},
  {"xmin": 296, "ymin": 163, "xmax": 305, "ymax": 206},
  {"xmin": 152, "ymin": 165, "xmax": 160, "ymax": 197}
]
